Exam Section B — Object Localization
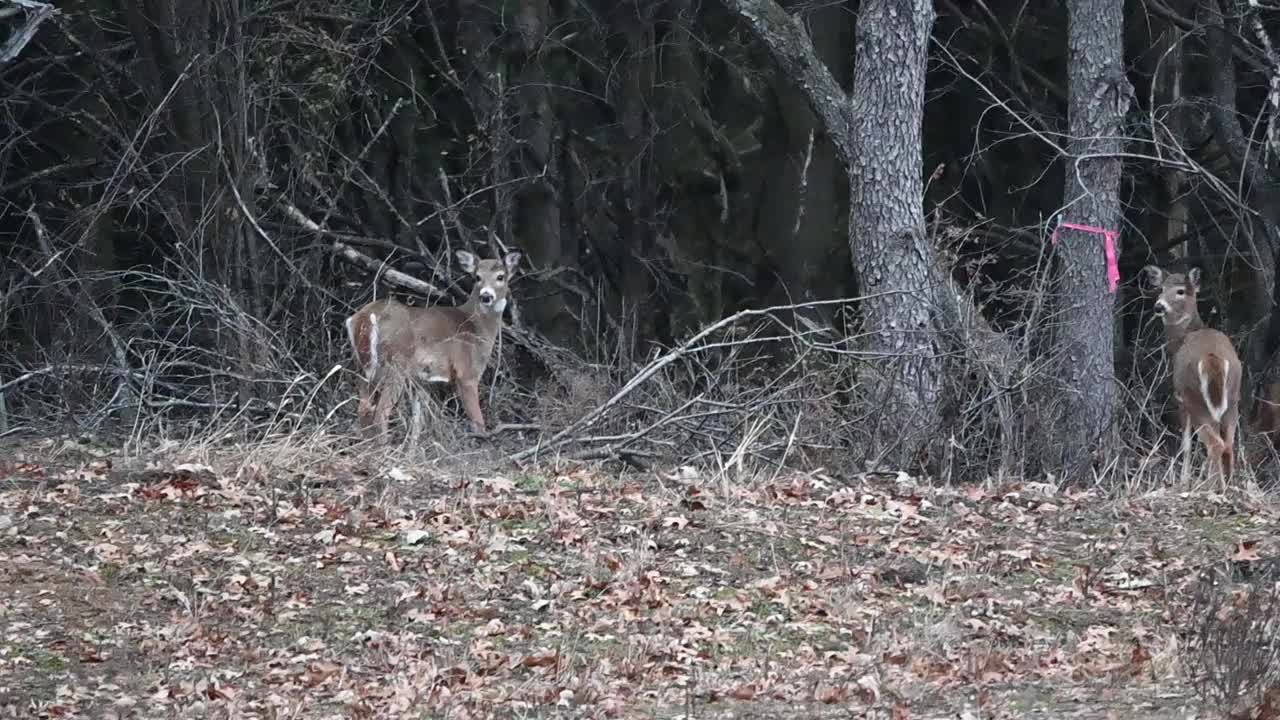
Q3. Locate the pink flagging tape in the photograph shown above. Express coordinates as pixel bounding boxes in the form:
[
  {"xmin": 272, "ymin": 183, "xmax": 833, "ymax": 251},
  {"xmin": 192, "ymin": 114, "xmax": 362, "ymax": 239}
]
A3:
[{"xmin": 1050, "ymin": 220, "xmax": 1120, "ymax": 293}]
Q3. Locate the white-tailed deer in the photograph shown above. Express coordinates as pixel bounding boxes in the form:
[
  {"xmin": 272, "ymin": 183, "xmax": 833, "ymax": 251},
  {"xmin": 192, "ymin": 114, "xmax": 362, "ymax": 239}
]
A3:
[
  {"xmin": 1143, "ymin": 265, "xmax": 1242, "ymax": 485},
  {"xmin": 345, "ymin": 249, "xmax": 521, "ymax": 437}
]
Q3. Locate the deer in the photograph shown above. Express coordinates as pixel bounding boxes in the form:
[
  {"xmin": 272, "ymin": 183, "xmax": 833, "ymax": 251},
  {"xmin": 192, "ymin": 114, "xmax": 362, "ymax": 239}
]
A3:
[
  {"xmin": 345, "ymin": 249, "xmax": 522, "ymax": 438},
  {"xmin": 1143, "ymin": 265, "xmax": 1242, "ymax": 487}
]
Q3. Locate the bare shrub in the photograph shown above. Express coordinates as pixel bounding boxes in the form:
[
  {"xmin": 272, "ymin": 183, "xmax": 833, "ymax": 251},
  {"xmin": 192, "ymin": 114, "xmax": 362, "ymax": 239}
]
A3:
[{"xmin": 1184, "ymin": 560, "xmax": 1280, "ymax": 717}]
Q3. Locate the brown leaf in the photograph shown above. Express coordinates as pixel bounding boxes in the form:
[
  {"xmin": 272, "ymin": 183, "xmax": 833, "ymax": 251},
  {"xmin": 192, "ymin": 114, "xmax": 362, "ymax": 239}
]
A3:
[
  {"xmin": 1128, "ymin": 638, "xmax": 1152, "ymax": 678},
  {"xmin": 521, "ymin": 650, "xmax": 559, "ymax": 669},
  {"xmin": 815, "ymin": 681, "xmax": 847, "ymax": 704},
  {"xmin": 1231, "ymin": 540, "xmax": 1261, "ymax": 563},
  {"xmin": 301, "ymin": 660, "xmax": 343, "ymax": 688}
]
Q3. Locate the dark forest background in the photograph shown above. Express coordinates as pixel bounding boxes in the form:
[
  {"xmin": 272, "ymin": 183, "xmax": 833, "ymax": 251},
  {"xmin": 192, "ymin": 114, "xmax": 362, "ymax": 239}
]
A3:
[{"xmin": 2, "ymin": 0, "xmax": 1279, "ymax": 483}]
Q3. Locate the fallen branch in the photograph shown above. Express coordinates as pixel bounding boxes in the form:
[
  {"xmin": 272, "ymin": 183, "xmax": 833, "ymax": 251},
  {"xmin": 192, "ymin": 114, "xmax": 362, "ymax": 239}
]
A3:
[
  {"xmin": 0, "ymin": 0, "xmax": 56, "ymax": 64},
  {"xmin": 509, "ymin": 297, "xmax": 866, "ymax": 462},
  {"xmin": 278, "ymin": 200, "xmax": 447, "ymax": 300}
]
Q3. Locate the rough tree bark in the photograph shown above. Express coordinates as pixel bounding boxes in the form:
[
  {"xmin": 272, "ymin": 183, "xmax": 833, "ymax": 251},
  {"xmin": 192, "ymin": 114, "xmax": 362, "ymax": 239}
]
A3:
[
  {"xmin": 1049, "ymin": 0, "xmax": 1131, "ymax": 479},
  {"xmin": 845, "ymin": 0, "xmax": 940, "ymax": 465},
  {"xmin": 724, "ymin": 0, "xmax": 946, "ymax": 467}
]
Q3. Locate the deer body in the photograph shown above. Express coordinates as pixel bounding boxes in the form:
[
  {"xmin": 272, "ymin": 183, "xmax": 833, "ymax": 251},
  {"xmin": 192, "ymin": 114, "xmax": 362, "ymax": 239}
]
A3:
[
  {"xmin": 345, "ymin": 250, "xmax": 521, "ymax": 436},
  {"xmin": 1143, "ymin": 266, "xmax": 1242, "ymax": 485}
]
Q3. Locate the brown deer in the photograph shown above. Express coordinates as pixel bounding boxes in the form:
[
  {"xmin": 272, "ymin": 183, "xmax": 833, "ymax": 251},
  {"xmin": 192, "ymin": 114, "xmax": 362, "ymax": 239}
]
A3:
[
  {"xmin": 345, "ymin": 250, "xmax": 521, "ymax": 437},
  {"xmin": 1143, "ymin": 265, "xmax": 1242, "ymax": 486}
]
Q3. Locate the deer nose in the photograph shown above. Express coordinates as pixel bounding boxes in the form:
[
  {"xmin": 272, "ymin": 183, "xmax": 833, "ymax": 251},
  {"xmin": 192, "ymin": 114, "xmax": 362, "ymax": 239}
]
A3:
[
  {"xmin": 479, "ymin": 288, "xmax": 496, "ymax": 305},
  {"xmin": 1154, "ymin": 299, "xmax": 1169, "ymax": 315}
]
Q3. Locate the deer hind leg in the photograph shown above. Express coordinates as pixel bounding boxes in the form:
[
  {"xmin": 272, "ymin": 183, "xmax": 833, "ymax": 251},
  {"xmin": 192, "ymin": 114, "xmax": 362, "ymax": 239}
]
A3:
[
  {"xmin": 372, "ymin": 373, "xmax": 406, "ymax": 441},
  {"xmin": 349, "ymin": 313, "xmax": 381, "ymax": 438},
  {"xmin": 1194, "ymin": 423, "xmax": 1228, "ymax": 487},
  {"xmin": 456, "ymin": 378, "xmax": 486, "ymax": 435},
  {"xmin": 1221, "ymin": 408, "xmax": 1240, "ymax": 487},
  {"xmin": 355, "ymin": 376, "xmax": 375, "ymax": 434}
]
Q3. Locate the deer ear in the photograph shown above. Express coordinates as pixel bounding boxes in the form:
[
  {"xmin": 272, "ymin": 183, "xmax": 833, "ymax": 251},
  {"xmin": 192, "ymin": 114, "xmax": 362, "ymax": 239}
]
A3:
[
  {"xmin": 503, "ymin": 251, "xmax": 522, "ymax": 275},
  {"xmin": 455, "ymin": 250, "xmax": 478, "ymax": 273},
  {"xmin": 1187, "ymin": 267, "xmax": 1201, "ymax": 290},
  {"xmin": 1142, "ymin": 265, "xmax": 1164, "ymax": 289}
]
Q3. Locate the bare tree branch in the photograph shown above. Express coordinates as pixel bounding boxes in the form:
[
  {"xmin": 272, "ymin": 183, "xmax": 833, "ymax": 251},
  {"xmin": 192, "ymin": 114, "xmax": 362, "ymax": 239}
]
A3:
[
  {"xmin": 0, "ymin": 0, "xmax": 56, "ymax": 64},
  {"xmin": 720, "ymin": 0, "xmax": 854, "ymax": 166},
  {"xmin": 278, "ymin": 200, "xmax": 447, "ymax": 300}
]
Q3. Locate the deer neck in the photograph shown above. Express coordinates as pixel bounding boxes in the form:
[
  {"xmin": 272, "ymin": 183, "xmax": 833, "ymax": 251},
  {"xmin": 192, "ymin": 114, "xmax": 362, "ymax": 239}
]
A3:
[
  {"xmin": 1162, "ymin": 309, "xmax": 1204, "ymax": 356},
  {"xmin": 460, "ymin": 295, "xmax": 505, "ymax": 338}
]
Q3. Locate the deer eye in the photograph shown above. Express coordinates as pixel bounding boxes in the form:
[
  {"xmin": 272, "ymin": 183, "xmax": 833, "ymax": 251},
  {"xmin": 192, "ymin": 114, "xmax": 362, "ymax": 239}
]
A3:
[
  {"xmin": 1174, "ymin": 288, "xmax": 1185, "ymax": 297},
  {"xmin": 495, "ymin": 273, "xmax": 505, "ymax": 282}
]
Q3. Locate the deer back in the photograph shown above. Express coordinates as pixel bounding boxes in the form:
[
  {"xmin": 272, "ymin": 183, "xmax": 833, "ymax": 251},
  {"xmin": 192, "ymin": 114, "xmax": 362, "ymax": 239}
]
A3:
[{"xmin": 1171, "ymin": 328, "xmax": 1241, "ymax": 422}]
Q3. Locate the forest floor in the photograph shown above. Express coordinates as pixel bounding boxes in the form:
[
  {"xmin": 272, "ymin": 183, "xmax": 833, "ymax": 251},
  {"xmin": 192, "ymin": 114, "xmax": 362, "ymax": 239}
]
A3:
[{"xmin": 2, "ymin": 435, "xmax": 1276, "ymax": 719}]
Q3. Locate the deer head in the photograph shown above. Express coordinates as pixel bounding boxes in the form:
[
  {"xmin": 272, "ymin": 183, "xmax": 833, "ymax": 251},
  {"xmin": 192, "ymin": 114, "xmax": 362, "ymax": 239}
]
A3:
[
  {"xmin": 457, "ymin": 249, "xmax": 522, "ymax": 316},
  {"xmin": 1142, "ymin": 265, "xmax": 1203, "ymax": 328}
]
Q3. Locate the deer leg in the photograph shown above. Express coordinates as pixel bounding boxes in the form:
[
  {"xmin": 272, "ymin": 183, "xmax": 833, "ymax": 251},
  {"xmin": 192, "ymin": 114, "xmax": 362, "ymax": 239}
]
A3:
[
  {"xmin": 372, "ymin": 375, "xmax": 405, "ymax": 441},
  {"xmin": 408, "ymin": 383, "xmax": 426, "ymax": 446},
  {"xmin": 457, "ymin": 378, "xmax": 486, "ymax": 435},
  {"xmin": 355, "ymin": 377, "xmax": 373, "ymax": 432},
  {"xmin": 1221, "ymin": 410, "xmax": 1240, "ymax": 487},
  {"xmin": 1180, "ymin": 415, "xmax": 1194, "ymax": 486},
  {"xmin": 1194, "ymin": 423, "xmax": 1227, "ymax": 487}
]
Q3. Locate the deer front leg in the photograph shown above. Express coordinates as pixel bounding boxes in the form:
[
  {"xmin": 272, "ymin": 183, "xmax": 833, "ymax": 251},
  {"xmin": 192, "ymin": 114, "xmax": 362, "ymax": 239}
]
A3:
[
  {"xmin": 1180, "ymin": 415, "xmax": 1193, "ymax": 486},
  {"xmin": 457, "ymin": 378, "xmax": 486, "ymax": 435}
]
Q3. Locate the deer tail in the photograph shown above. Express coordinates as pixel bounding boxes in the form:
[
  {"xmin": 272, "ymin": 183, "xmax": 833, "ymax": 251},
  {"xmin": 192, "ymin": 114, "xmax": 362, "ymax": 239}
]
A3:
[
  {"xmin": 344, "ymin": 314, "xmax": 358, "ymax": 356},
  {"xmin": 366, "ymin": 313, "xmax": 381, "ymax": 382},
  {"xmin": 1198, "ymin": 353, "xmax": 1231, "ymax": 423},
  {"xmin": 345, "ymin": 311, "xmax": 381, "ymax": 383}
]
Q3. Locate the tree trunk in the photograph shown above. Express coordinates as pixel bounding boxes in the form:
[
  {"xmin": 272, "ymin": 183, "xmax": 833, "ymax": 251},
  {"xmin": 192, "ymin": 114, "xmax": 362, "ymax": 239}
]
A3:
[
  {"xmin": 1204, "ymin": 2, "xmax": 1280, "ymax": 403},
  {"xmin": 846, "ymin": 0, "xmax": 940, "ymax": 467},
  {"xmin": 1048, "ymin": 0, "xmax": 1131, "ymax": 480},
  {"xmin": 724, "ymin": 0, "xmax": 1019, "ymax": 473}
]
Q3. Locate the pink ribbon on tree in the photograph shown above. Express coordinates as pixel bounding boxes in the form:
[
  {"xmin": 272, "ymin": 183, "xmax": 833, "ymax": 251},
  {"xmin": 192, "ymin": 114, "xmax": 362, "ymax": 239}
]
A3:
[{"xmin": 1050, "ymin": 220, "xmax": 1120, "ymax": 293}]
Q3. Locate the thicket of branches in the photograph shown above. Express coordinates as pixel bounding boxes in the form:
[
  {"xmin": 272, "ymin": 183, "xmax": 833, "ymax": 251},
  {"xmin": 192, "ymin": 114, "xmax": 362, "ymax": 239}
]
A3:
[{"xmin": 2, "ymin": 0, "xmax": 1280, "ymax": 481}]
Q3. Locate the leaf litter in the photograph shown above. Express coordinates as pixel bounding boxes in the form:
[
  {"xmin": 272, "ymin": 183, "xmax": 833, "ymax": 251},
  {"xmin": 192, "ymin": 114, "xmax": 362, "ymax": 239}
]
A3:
[{"xmin": 1, "ymin": 452, "xmax": 1277, "ymax": 719}]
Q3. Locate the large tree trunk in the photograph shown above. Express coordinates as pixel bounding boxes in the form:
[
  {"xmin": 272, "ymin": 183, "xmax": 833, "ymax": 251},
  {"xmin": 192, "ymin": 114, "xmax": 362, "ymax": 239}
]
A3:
[
  {"xmin": 1204, "ymin": 1, "xmax": 1280, "ymax": 404},
  {"xmin": 1048, "ymin": 0, "xmax": 1131, "ymax": 479},
  {"xmin": 724, "ymin": 0, "xmax": 1018, "ymax": 473},
  {"xmin": 846, "ymin": 0, "xmax": 940, "ymax": 466}
]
